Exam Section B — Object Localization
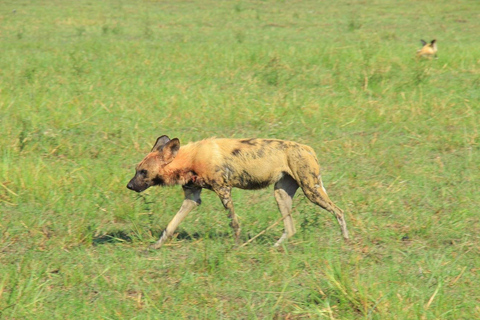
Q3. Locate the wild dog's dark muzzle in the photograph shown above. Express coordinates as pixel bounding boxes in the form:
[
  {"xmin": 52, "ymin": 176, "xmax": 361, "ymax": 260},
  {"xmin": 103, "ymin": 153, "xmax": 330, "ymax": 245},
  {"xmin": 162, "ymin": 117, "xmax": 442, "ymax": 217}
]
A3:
[
  {"xmin": 126, "ymin": 177, "xmax": 149, "ymax": 193},
  {"xmin": 126, "ymin": 180, "xmax": 136, "ymax": 191}
]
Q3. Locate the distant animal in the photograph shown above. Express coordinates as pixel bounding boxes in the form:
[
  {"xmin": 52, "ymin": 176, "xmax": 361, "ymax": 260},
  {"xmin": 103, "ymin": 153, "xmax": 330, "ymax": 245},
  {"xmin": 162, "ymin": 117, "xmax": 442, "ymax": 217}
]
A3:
[
  {"xmin": 127, "ymin": 135, "xmax": 349, "ymax": 249},
  {"xmin": 417, "ymin": 39, "xmax": 437, "ymax": 58}
]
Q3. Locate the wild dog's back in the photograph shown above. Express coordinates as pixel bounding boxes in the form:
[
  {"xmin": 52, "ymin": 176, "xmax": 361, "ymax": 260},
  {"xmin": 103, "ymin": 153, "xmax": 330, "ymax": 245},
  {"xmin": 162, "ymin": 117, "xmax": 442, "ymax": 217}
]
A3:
[{"xmin": 188, "ymin": 138, "xmax": 319, "ymax": 190}]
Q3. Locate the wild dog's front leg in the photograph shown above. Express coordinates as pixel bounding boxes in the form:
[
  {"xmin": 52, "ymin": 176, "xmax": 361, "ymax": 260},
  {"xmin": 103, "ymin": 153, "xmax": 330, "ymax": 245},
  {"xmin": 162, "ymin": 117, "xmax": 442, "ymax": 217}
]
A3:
[
  {"xmin": 150, "ymin": 186, "xmax": 202, "ymax": 249},
  {"xmin": 214, "ymin": 186, "xmax": 241, "ymax": 243}
]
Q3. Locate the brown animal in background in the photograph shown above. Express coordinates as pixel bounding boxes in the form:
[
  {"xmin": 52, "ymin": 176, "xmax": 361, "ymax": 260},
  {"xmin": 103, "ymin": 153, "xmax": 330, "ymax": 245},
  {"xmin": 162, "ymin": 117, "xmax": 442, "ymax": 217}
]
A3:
[
  {"xmin": 127, "ymin": 135, "xmax": 349, "ymax": 249},
  {"xmin": 417, "ymin": 39, "xmax": 437, "ymax": 58}
]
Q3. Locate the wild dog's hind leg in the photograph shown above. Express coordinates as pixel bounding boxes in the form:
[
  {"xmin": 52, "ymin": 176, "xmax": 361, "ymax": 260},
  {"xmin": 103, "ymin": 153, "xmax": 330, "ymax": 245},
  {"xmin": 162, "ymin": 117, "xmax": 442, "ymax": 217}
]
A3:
[
  {"xmin": 273, "ymin": 174, "xmax": 299, "ymax": 247},
  {"xmin": 300, "ymin": 176, "xmax": 349, "ymax": 240},
  {"xmin": 214, "ymin": 186, "xmax": 241, "ymax": 243},
  {"xmin": 151, "ymin": 186, "xmax": 202, "ymax": 249}
]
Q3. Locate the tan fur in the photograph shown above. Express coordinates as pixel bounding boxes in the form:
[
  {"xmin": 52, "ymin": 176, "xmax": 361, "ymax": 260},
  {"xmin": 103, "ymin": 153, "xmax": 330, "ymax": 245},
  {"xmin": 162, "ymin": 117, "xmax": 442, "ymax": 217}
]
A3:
[
  {"xmin": 417, "ymin": 39, "xmax": 437, "ymax": 58},
  {"xmin": 127, "ymin": 136, "xmax": 349, "ymax": 249}
]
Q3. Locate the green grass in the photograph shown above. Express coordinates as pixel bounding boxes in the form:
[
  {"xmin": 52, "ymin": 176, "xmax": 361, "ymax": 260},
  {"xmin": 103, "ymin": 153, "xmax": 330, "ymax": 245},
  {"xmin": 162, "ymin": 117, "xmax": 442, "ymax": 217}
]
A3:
[{"xmin": 1, "ymin": 0, "xmax": 479, "ymax": 318}]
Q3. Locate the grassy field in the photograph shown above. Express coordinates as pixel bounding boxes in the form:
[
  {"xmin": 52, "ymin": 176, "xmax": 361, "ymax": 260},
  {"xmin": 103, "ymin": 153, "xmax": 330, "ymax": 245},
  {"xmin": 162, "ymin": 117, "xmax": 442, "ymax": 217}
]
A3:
[{"xmin": 1, "ymin": 0, "xmax": 479, "ymax": 318}]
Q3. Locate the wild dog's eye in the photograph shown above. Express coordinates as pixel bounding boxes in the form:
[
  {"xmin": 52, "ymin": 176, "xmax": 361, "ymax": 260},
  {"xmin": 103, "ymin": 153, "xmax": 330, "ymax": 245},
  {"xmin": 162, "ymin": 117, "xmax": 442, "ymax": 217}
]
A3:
[{"xmin": 139, "ymin": 169, "xmax": 148, "ymax": 176}]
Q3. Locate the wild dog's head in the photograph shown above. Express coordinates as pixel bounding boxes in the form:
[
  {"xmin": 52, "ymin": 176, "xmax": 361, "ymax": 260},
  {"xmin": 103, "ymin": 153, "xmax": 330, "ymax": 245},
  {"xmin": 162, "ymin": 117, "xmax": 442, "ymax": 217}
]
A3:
[
  {"xmin": 417, "ymin": 39, "xmax": 437, "ymax": 58},
  {"xmin": 127, "ymin": 135, "xmax": 180, "ymax": 193}
]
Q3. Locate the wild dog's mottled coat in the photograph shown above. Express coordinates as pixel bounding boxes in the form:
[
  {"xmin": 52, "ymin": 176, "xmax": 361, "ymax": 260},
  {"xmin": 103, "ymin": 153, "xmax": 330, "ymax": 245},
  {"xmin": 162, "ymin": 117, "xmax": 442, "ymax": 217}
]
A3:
[{"xmin": 127, "ymin": 136, "xmax": 349, "ymax": 249}]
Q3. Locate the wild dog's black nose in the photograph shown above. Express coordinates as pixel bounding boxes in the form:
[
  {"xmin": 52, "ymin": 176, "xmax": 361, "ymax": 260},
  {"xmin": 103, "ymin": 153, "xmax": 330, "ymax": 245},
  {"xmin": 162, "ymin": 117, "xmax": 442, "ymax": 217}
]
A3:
[{"xmin": 127, "ymin": 181, "xmax": 134, "ymax": 190}]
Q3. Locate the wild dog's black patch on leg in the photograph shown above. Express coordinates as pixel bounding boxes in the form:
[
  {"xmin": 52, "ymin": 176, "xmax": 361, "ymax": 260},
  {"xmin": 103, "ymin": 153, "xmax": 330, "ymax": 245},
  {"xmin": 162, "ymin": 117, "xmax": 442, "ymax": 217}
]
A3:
[
  {"xmin": 183, "ymin": 181, "xmax": 197, "ymax": 189},
  {"xmin": 231, "ymin": 148, "xmax": 241, "ymax": 156}
]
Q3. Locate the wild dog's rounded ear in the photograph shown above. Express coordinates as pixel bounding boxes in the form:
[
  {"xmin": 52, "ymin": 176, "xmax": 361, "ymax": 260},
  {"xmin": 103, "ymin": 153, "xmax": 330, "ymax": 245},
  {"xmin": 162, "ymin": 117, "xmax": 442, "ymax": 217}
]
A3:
[
  {"xmin": 430, "ymin": 39, "xmax": 436, "ymax": 45},
  {"xmin": 161, "ymin": 138, "xmax": 180, "ymax": 163},
  {"xmin": 152, "ymin": 135, "xmax": 171, "ymax": 152},
  {"xmin": 420, "ymin": 39, "xmax": 427, "ymax": 46}
]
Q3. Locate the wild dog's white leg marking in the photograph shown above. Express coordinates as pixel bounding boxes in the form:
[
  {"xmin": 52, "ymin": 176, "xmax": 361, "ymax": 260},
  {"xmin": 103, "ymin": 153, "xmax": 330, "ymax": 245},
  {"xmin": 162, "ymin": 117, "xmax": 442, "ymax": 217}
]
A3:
[
  {"xmin": 315, "ymin": 175, "xmax": 328, "ymax": 194},
  {"xmin": 274, "ymin": 232, "xmax": 289, "ymax": 247},
  {"xmin": 151, "ymin": 187, "xmax": 202, "ymax": 249},
  {"xmin": 273, "ymin": 174, "xmax": 299, "ymax": 247}
]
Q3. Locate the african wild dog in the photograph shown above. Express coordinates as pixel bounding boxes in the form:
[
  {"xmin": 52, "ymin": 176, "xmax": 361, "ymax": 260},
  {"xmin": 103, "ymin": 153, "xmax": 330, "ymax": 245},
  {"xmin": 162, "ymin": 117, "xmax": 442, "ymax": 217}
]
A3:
[
  {"xmin": 417, "ymin": 39, "xmax": 437, "ymax": 58},
  {"xmin": 127, "ymin": 135, "xmax": 349, "ymax": 249}
]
